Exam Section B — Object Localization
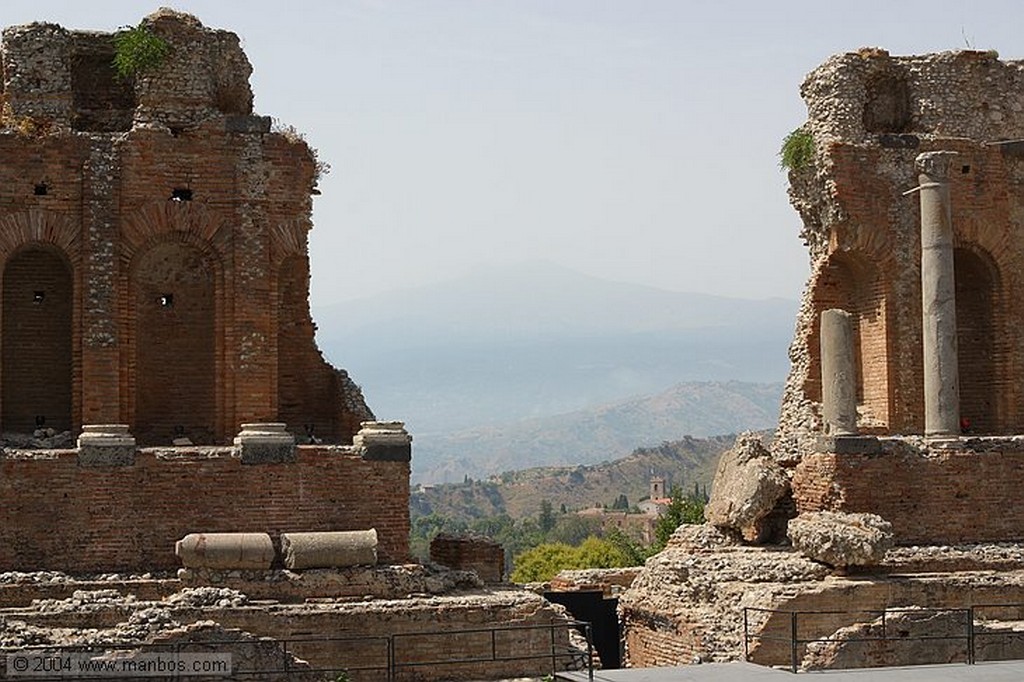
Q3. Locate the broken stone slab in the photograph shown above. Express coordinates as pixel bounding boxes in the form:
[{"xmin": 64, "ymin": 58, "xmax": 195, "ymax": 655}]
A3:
[
  {"xmin": 814, "ymin": 435, "xmax": 882, "ymax": 455},
  {"xmin": 788, "ymin": 511, "xmax": 894, "ymax": 569},
  {"xmin": 77, "ymin": 425, "xmax": 136, "ymax": 467},
  {"xmin": 234, "ymin": 423, "xmax": 295, "ymax": 464},
  {"xmin": 175, "ymin": 533, "xmax": 275, "ymax": 570},
  {"xmin": 280, "ymin": 530, "xmax": 378, "ymax": 570},
  {"xmin": 704, "ymin": 433, "xmax": 790, "ymax": 542},
  {"xmin": 353, "ymin": 421, "xmax": 411, "ymax": 462}
]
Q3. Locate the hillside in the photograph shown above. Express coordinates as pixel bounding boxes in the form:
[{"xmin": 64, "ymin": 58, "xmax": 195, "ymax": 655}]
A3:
[
  {"xmin": 314, "ymin": 261, "xmax": 796, "ymax": 436},
  {"xmin": 412, "ymin": 381, "xmax": 782, "ymax": 484},
  {"xmin": 410, "ymin": 433, "xmax": 743, "ymax": 523}
]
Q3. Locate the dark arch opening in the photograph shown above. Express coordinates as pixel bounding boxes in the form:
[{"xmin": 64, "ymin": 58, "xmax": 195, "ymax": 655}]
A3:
[
  {"xmin": 2, "ymin": 247, "xmax": 73, "ymax": 434},
  {"xmin": 955, "ymin": 247, "xmax": 998, "ymax": 434},
  {"xmin": 133, "ymin": 242, "xmax": 216, "ymax": 445},
  {"xmin": 807, "ymin": 251, "xmax": 889, "ymax": 431}
]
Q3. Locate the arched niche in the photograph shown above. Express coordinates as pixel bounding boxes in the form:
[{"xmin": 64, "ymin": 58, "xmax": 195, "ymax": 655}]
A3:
[
  {"xmin": 1, "ymin": 246, "xmax": 73, "ymax": 434},
  {"xmin": 131, "ymin": 241, "xmax": 216, "ymax": 445},
  {"xmin": 806, "ymin": 250, "xmax": 890, "ymax": 431},
  {"xmin": 954, "ymin": 245, "xmax": 1000, "ymax": 434}
]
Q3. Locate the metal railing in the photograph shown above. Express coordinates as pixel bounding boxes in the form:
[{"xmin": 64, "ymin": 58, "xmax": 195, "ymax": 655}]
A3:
[
  {"xmin": 743, "ymin": 603, "xmax": 1024, "ymax": 673},
  {"xmin": 1, "ymin": 620, "xmax": 594, "ymax": 681}
]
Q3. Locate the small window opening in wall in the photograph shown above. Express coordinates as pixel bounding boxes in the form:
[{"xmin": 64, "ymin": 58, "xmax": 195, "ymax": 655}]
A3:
[
  {"xmin": 169, "ymin": 126, "xmax": 183, "ymax": 138},
  {"xmin": 33, "ymin": 183, "xmax": 48, "ymax": 196},
  {"xmin": 962, "ymin": 165, "xmax": 971, "ymax": 174},
  {"xmin": 34, "ymin": 415, "xmax": 45, "ymax": 428},
  {"xmin": 158, "ymin": 293, "xmax": 174, "ymax": 308},
  {"xmin": 32, "ymin": 290, "xmax": 45, "ymax": 304},
  {"xmin": 170, "ymin": 188, "xmax": 193, "ymax": 201}
]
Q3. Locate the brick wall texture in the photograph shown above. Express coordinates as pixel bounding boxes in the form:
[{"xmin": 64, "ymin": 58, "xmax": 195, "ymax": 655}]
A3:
[
  {"xmin": 0, "ymin": 446, "xmax": 410, "ymax": 572},
  {"xmin": 0, "ymin": 11, "xmax": 372, "ymax": 446},
  {"xmin": 778, "ymin": 50, "xmax": 1024, "ymax": 453}
]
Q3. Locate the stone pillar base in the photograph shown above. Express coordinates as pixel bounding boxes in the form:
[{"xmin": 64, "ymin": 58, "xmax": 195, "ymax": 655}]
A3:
[
  {"xmin": 234, "ymin": 423, "xmax": 295, "ymax": 464},
  {"xmin": 354, "ymin": 421, "xmax": 411, "ymax": 462},
  {"xmin": 77, "ymin": 425, "xmax": 136, "ymax": 467}
]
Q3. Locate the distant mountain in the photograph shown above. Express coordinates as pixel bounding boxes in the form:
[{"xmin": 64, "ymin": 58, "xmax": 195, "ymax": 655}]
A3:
[
  {"xmin": 411, "ymin": 433, "xmax": 746, "ymax": 522},
  {"xmin": 313, "ymin": 261, "xmax": 796, "ymax": 443},
  {"xmin": 410, "ymin": 380, "xmax": 782, "ymax": 484}
]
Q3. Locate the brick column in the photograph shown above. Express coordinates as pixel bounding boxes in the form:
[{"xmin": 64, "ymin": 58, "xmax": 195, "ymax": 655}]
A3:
[
  {"xmin": 231, "ymin": 136, "xmax": 275, "ymax": 427},
  {"xmin": 80, "ymin": 139, "xmax": 121, "ymax": 424},
  {"xmin": 916, "ymin": 151, "xmax": 960, "ymax": 437}
]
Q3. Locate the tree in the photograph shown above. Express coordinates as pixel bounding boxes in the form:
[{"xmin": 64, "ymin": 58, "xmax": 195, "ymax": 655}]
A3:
[
  {"xmin": 653, "ymin": 486, "xmax": 705, "ymax": 550},
  {"xmin": 611, "ymin": 494, "xmax": 629, "ymax": 510},
  {"xmin": 509, "ymin": 536, "xmax": 633, "ymax": 583},
  {"xmin": 538, "ymin": 499, "xmax": 556, "ymax": 533}
]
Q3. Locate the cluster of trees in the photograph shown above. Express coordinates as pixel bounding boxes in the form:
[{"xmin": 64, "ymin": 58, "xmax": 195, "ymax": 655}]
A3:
[{"xmin": 410, "ymin": 485, "xmax": 707, "ymax": 582}]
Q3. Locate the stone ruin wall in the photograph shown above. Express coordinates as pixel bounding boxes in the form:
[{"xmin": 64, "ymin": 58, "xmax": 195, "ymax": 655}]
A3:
[
  {"xmin": 771, "ymin": 49, "xmax": 1024, "ymax": 542},
  {"xmin": 0, "ymin": 10, "xmax": 371, "ymax": 446},
  {"xmin": 778, "ymin": 48, "xmax": 1024, "ymax": 456}
]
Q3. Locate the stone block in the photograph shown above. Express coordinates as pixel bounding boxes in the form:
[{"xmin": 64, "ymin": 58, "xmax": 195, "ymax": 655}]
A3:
[
  {"xmin": 788, "ymin": 511, "xmax": 894, "ymax": 568},
  {"xmin": 234, "ymin": 423, "xmax": 295, "ymax": 464},
  {"xmin": 705, "ymin": 432, "xmax": 789, "ymax": 542},
  {"xmin": 76, "ymin": 424, "xmax": 136, "ymax": 467},
  {"xmin": 225, "ymin": 114, "xmax": 271, "ymax": 134},
  {"xmin": 814, "ymin": 435, "xmax": 882, "ymax": 455},
  {"xmin": 354, "ymin": 421, "xmax": 411, "ymax": 462}
]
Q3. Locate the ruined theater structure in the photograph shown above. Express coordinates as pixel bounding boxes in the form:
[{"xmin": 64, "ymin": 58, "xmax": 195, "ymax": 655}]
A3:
[
  {"xmin": 0, "ymin": 12, "xmax": 575, "ymax": 681},
  {"xmin": 621, "ymin": 49, "xmax": 1024, "ymax": 670}
]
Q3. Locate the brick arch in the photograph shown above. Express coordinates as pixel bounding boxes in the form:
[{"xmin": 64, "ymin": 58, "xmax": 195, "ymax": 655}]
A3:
[
  {"xmin": 120, "ymin": 201, "xmax": 231, "ymax": 263},
  {"xmin": 1, "ymin": 244, "xmax": 74, "ymax": 434},
  {"xmin": 954, "ymin": 244, "xmax": 1003, "ymax": 434},
  {"xmin": 269, "ymin": 217, "xmax": 309, "ymax": 267},
  {"xmin": 0, "ymin": 210, "xmax": 80, "ymax": 261},
  {"xmin": 806, "ymin": 249, "xmax": 891, "ymax": 431}
]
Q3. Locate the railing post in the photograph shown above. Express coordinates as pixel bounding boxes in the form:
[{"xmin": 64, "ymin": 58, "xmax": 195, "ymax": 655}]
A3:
[
  {"xmin": 550, "ymin": 622, "xmax": 557, "ymax": 674},
  {"xmin": 790, "ymin": 611, "xmax": 799, "ymax": 674},
  {"xmin": 743, "ymin": 608, "xmax": 749, "ymax": 661},
  {"xmin": 967, "ymin": 607, "xmax": 975, "ymax": 665},
  {"xmin": 586, "ymin": 623, "xmax": 594, "ymax": 682},
  {"xmin": 388, "ymin": 634, "xmax": 395, "ymax": 682}
]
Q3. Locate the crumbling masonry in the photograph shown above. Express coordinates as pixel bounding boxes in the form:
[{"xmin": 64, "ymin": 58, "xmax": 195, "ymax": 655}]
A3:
[
  {"xmin": 622, "ymin": 49, "xmax": 1024, "ymax": 670},
  {"xmin": 0, "ymin": 10, "xmax": 371, "ymax": 446}
]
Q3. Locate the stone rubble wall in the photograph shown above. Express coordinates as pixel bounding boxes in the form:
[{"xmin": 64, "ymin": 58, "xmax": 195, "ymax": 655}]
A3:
[{"xmin": 0, "ymin": 584, "xmax": 574, "ymax": 682}]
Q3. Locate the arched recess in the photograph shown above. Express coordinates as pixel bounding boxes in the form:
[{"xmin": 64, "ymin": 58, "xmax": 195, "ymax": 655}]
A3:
[
  {"xmin": 130, "ymin": 240, "xmax": 217, "ymax": 445},
  {"xmin": 805, "ymin": 250, "xmax": 891, "ymax": 431},
  {"xmin": 1, "ymin": 246, "xmax": 73, "ymax": 434},
  {"xmin": 954, "ymin": 246, "xmax": 1001, "ymax": 434}
]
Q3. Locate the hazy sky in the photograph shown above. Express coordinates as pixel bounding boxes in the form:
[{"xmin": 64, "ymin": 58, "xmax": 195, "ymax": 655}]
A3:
[{"xmin": 4, "ymin": 1, "xmax": 1019, "ymax": 304}]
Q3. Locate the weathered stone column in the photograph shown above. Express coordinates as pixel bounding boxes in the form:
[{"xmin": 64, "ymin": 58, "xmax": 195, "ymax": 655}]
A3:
[
  {"xmin": 917, "ymin": 151, "xmax": 960, "ymax": 436},
  {"xmin": 820, "ymin": 309, "xmax": 857, "ymax": 435}
]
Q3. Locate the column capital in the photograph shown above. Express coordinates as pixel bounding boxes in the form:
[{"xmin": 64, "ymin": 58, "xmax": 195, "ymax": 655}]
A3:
[{"xmin": 915, "ymin": 150, "xmax": 958, "ymax": 178}]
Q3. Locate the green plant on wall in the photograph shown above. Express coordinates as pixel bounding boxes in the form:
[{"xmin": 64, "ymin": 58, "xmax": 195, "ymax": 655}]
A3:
[
  {"xmin": 779, "ymin": 126, "xmax": 815, "ymax": 171},
  {"xmin": 113, "ymin": 23, "xmax": 170, "ymax": 79}
]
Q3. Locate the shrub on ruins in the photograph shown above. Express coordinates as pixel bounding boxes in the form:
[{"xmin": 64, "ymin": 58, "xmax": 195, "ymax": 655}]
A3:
[
  {"xmin": 779, "ymin": 126, "xmax": 815, "ymax": 171},
  {"xmin": 113, "ymin": 23, "xmax": 171, "ymax": 80}
]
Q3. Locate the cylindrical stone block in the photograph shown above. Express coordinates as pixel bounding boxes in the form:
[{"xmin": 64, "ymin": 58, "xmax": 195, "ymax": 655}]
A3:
[
  {"xmin": 820, "ymin": 309, "xmax": 858, "ymax": 436},
  {"xmin": 280, "ymin": 529, "xmax": 378, "ymax": 569},
  {"xmin": 175, "ymin": 533, "xmax": 275, "ymax": 570},
  {"xmin": 917, "ymin": 151, "xmax": 961, "ymax": 436}
]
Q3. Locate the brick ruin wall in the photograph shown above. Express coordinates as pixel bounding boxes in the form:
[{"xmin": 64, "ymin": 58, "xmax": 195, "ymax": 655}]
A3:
[
  {"xmin": 778, "ymin": 49, "xmax": 1024, "ymax": 450},
  {"xmin": 772, "ymin": 49, "xmax": 1024, "ymax": 542},
  {"xmin": 0, "ymin": 446, "xmax": 411, "ymax": 572},
  {"xmin": 0, "ymin": 11, "xmax": 372, "ymax": 447},
  {"xmin": 429, "ymin": 533, "xmax": 506, "ymax": 583}
]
